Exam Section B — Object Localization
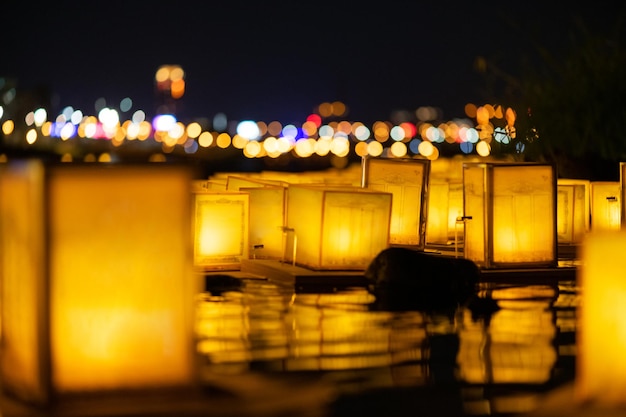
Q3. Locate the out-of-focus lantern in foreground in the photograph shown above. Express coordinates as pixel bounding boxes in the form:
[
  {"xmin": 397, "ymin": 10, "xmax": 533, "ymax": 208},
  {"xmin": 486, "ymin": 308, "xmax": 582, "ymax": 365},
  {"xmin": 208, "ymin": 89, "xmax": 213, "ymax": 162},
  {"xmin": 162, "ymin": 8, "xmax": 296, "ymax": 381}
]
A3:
[
  {"xmin": 577, "ymin": 230, "xmax": 626, "ymax": 406},
  {"xmin": 462, "ymin": 162, "xmax": 557, "ymax": 269},
  {"xmin": 0, "ymin": 160, "xmax": 200, "ymax": 405}
]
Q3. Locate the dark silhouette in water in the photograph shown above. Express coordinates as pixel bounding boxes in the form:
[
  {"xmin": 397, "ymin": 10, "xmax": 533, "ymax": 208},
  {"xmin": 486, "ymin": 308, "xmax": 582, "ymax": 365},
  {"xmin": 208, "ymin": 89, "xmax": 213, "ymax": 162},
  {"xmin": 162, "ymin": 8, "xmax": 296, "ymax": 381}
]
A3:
[
  {"xmin": 365, "ymin": 247, "xmax": 498, "ymax": 316},
  {"xmin": 204, "ymin": 274, "xmax": 244, "ymax": 295}
]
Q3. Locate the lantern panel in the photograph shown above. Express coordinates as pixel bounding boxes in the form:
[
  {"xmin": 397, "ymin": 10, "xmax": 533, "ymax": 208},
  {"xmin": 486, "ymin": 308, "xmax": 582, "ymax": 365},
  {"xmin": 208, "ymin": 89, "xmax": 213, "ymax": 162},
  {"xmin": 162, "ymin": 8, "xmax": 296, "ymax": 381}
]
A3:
[
  {"xmin": 557, "ymin": 179, "xmax": 590, "ymax": 244},
  {"xmin": 243, "ymin": 186, "xmax": 287, "ymax": 260},
  {"xmin": 362, "ymin": 157, "xmax": 430, "ymax": 249},
  {"xmin": 193, "ymin": 190, "xmax": 249, "ymax": 270},
  {"xmin": 590, "ymin": 181, "xmax": 621, "ymax": 231},
  {"xmin": 426, "ymin": 180, "xmax": 463, "ymax": 245},
  {"xmin": 285, "ymin": 185, "xmax": 392, "ymax": 270}
]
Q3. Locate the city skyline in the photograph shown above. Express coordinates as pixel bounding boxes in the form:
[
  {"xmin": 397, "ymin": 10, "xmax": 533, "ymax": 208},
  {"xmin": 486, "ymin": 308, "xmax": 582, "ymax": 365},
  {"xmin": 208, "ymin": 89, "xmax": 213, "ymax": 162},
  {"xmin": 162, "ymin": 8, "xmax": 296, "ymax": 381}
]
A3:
[{"xmin": 2, "ymin": 2, "xmax": 613, "ymax": 126}]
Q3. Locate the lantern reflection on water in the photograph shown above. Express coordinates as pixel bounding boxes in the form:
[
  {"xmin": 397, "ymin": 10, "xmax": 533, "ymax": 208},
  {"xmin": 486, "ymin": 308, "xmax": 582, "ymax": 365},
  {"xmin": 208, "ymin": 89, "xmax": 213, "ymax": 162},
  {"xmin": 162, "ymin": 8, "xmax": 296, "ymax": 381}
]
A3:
[
  {"xmin": 457, "ymin": 284, "xmax": 558, "ymax": 408},
  {"xmin": 194, "ymin": 283, "xmax": 455, "ymax": 384}
]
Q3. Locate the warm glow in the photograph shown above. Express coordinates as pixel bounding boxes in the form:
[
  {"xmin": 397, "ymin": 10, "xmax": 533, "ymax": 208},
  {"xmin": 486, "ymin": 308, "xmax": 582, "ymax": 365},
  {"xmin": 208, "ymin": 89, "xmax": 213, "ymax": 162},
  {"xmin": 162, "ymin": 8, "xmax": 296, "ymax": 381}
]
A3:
[
  {"xmin": 186, "ymin": 122, "xmax": 202, "ymax": 138},
  {"xmin": 2, "ymin": 119, "xmax": 14, "ymax": 135},
  {"xmin": 458, "ymin": 293, "xmax": 556, "ymax": 385},
  {"xmin": 193, "ymin": 191, "xmax": 249, "ymax": 270},
  {"xmin": 426, "ymin": 181, "xmax": 463, "ymax": 244},
  {"xmin": 577, "ymin": 231, "xmax": 626, "ymax": 406},
  {"xmin": 590, "ymin": 181, "xmax": 620, "ymax": 231},
  {"xmin": 285, "ymin": 185, "xmax": 392, "ymax": 270},
  {"xmin": 0, "ymin": 161, "xmax": 199, "ymax": 403},
  {"xmin": 557, "ymin": 179, "xmax": 590, "ymax": 244},
  {"xmin": 243, "ymin": 185, "xmax": 287, "ymax": 260},
  {"xmin": 198, "ymin": 131, "xmax": 214, "ymax": 147},
  {"xmin": 463, "ymin": 162, "xmax": 557, "ymax": 268},
  {"xmin": 216, "ymin": 133, "xmax": 231, "ymax": 148},
  {"xmin": 363, "ymin": 157, "xmax": 430, "ymax": 249},
  {"xmin": 367, "ymin": 141, "xmax": 383, "ymax": 156},
  {"xmin": 25, "ymin": 128, "xmax": 37, "ymax": 144}
]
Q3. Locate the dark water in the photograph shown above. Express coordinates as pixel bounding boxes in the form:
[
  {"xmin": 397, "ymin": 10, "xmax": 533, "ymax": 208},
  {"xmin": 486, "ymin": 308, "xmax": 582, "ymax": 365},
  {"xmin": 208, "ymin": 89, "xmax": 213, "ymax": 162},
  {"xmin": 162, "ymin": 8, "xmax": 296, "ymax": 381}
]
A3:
[{"xmin": 195, "ymin": 276, "xmax": 579, "ymax": 417}]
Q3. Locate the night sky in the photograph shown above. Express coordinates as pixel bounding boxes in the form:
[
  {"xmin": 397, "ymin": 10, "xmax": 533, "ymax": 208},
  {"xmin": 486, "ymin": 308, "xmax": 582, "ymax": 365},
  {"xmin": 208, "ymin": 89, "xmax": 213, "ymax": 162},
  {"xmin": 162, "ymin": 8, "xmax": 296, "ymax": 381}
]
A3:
[{"xmin": 1, "ymin": 1, "xmax": 616, "ymax": 126}]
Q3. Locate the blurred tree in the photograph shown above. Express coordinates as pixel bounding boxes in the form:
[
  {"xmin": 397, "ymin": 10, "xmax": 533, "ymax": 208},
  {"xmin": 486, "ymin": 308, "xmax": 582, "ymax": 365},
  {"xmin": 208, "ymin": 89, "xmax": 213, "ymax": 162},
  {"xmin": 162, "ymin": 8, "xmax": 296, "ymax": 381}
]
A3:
[{"xmin": 477, "ymin": 7, "xmax": 626, "ymax": 181}]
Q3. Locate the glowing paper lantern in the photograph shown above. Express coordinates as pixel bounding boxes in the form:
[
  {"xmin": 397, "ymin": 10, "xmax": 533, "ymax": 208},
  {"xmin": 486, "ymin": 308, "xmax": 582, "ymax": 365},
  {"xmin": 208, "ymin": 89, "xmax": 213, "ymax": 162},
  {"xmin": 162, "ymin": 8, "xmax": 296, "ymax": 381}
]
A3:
[
  {"xmin": 223, "ymin": 176, "xmax": 287, "ymax": 260},
  {"xmin": 362, "ymin": 157, "xmax": 430, "ymax": 249},
  {"xmin": 462, "ymin": 162, "xmax": 557, "ymax": 268},
  {"xmin": 577, "ymin": 230, "xmax": 626, "ymax": 406},
  {"xmin": 242, "ymin": 185, "xmax": 288, "ymax": 260},
  {"xmin": 620, "ymin": 162, "xmax": 626, "ymax": 228},
  {"xmin": 426, "ymin": 180, "xmax": 463, "ymax": 245},
  {"xmin": 0, "ymin": 160, "xmax": 199, "ymax": 404},
  {"xmin": 284, "ymin": 184, "xmax": 392, "ymax": 270},
  {"xmin": 590, "ymin": 181, "xmax": 620, "ymax": 231},
  {"xmin": 193, "ymin": 190, "xmax": 249, "ymax": 270},
  {"xmin": 557, "ymin": 179, "xmax": 590, "ymax": 245}
]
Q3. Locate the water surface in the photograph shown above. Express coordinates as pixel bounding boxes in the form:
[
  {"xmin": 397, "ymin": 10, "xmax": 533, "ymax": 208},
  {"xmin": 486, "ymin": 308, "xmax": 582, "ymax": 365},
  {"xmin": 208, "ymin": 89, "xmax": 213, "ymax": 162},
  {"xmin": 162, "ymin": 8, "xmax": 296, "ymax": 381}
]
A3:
[{"xmin": 195, "ymin": 276, "xmax": 579, "ymax": 416}]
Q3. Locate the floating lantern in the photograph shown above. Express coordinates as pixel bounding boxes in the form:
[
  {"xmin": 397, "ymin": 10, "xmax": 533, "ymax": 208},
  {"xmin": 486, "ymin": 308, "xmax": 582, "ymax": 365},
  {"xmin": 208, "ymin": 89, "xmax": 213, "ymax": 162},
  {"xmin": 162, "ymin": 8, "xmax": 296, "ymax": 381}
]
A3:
[
  {"xmin": 557, "ymin": 179, "xmax": 590, "ymax": 245},
  {"xmin": 0, "ymin": 160, "xmax": 200, "ymax": 404},
  {"xmin": 620, "ymin": 162, "xmax": 626, "ymax": 228},
  {"xmin": 577, "ymin": 230, "xmax": 626, "ymax": 406},
  {"xmin": 193, "ymin": 190, "xmax": 249, "ymax": 270},
  {"xmin": 223, "ymin": 176, "xmax": 288, "ymax": 260},
  {"xmin": 284, "ymin": 184, "xmax": 392, "ymax": 270},
  {"xmin": 426, "ymin": 180, "xmax": 463, "ymax": 245},
  {"xmin": 462, "ymin": 162, "xmax": 557, "ymax": 268},
  {"xmin": 241, "ymin": 185, "xmax": 288, "ymax": 260},
  {"xmin": 361, "ymin": 157, "xmax": 430, "ymax": 250},
  {"xmin": 590, "ymin": 181, "xmax": 620, "ymax": 231}
]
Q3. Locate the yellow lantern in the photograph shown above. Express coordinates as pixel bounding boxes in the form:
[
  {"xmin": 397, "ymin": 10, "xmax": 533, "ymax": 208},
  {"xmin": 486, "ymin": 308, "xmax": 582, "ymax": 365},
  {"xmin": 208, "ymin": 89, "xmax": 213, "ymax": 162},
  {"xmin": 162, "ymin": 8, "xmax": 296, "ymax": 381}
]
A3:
[
  {"xmin": 241, "ymin": 185, "xmax": 288, "ymax": 260},
  {"xmin": 0, "ymin": 160, "xmax": 200, "ymax": 404},
  {"xmin": 426, "ymin": 180, "xmax": 463, "ymax": 245},
  {"xmin": 557, "ymin": 179, "xmax": 590, "ymax": 245},
  {"xmin": 361, "ymin": 157, "xmax": 430, "ymax": 250},
  {"xmin": 590, "ymin": 181, "xmax": 620, "ymax": 231},
  {"xmin": 462, "ymin": 162, "xmax": 557, "ymax": 268},
  {"xmin": 284, "ymin": 184, "xmax": 392, "ymax": 270},
  {"xmin": 222, "ymin": 175, "xmax": 288, "ymax": 260},
  {"xmin": 193, "ymin": 189, "xmax": 249, "ymax": 270},
  {"xmin": 620, "ymin": 162, "xmax": 626, "ymax": 228},
  {"xmin": 577, "ymin": 230, "xmax": 626, "ymax": 406}
]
